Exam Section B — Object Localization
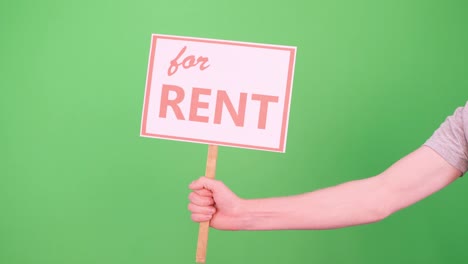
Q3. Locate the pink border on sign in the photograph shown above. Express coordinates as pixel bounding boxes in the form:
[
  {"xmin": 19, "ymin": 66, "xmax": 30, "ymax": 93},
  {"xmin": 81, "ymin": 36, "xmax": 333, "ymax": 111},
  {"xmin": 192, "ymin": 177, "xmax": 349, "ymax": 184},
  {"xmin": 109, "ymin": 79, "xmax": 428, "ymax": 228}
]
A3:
[{"xmin": 140, "ymin": 34, "xmax": 296, "ymax": 152}]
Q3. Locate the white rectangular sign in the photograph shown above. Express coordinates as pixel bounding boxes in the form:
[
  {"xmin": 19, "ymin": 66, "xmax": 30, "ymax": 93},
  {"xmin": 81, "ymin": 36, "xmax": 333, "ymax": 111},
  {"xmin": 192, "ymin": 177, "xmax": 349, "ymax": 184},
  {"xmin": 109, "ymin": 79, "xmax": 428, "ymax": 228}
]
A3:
[{"xmin": 141, "ymin": 34, "xmax": 296, "ymax": 152}]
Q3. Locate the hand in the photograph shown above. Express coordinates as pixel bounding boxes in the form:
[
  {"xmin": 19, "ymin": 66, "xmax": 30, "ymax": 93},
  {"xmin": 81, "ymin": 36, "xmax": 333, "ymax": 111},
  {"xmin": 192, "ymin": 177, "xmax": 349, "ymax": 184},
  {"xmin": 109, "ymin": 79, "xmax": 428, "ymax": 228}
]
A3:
[{"xmin": 188, "ymin": 177, "xmax": 245, "ymax": 230}]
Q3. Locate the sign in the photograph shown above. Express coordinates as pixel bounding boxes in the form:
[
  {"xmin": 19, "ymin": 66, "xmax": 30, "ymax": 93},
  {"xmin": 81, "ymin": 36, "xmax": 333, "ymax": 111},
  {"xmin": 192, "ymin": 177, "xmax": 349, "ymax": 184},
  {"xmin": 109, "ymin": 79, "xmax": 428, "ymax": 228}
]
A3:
[{"xmin": 140, "ymin": 34, "xmax": 296, "ymax": 152}]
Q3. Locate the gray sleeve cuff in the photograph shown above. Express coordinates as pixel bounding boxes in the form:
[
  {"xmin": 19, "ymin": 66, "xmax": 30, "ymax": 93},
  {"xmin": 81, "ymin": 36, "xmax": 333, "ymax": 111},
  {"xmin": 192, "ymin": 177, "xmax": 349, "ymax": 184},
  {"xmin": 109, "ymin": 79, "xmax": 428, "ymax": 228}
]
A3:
[
  {"xmin": 424, "ymin": 140, "xmax": 468, "ymax": 174},
  {"xmin": 423, "ymin": 104, "xmax": 468, "ymax": 174}
]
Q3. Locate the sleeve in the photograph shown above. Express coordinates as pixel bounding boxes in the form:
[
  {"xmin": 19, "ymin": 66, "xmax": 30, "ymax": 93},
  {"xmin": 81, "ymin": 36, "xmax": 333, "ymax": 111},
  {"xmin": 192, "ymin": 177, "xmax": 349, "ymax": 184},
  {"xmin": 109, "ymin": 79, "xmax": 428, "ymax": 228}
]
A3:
[{"xmin": 423, "ymin": 102, "xmax": 468, "ymax": 174}]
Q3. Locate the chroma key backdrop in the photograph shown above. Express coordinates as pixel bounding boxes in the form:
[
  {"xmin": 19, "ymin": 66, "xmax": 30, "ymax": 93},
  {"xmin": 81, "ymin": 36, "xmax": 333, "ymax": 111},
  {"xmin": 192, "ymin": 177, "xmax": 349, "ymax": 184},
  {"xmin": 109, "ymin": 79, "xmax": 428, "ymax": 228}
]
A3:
[{"xmin": 2, "ymin": 1, "xmax": 468, "ymax": 264}]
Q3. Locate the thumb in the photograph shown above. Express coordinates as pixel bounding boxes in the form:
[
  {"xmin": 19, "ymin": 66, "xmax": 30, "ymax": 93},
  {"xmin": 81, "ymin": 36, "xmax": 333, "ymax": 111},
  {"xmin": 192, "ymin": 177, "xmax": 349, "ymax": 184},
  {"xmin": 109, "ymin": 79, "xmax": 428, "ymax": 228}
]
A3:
[{"xmin": 189, "ymin": 176, "xmax": 224, "ymax": 193}]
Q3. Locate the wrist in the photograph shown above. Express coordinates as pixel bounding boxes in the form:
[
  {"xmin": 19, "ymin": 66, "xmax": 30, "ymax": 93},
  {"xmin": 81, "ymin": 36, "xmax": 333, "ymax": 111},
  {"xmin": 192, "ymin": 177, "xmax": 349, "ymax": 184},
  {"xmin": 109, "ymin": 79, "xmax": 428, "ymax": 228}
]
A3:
[
  {"xmin": 232, "ymin": 198, "xmax": 255, "ymax": 231},
  {"xmin": 235, "ymin": 198, "xmax": 270, "ymax": 231}
]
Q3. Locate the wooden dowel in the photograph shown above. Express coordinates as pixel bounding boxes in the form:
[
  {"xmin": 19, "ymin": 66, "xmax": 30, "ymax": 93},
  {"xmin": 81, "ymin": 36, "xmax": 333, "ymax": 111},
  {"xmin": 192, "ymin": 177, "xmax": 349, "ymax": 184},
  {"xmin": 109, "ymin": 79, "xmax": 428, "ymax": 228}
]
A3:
[{"xmin": 195, "ymin": 145, "xmax": 218, "ymax": 263}]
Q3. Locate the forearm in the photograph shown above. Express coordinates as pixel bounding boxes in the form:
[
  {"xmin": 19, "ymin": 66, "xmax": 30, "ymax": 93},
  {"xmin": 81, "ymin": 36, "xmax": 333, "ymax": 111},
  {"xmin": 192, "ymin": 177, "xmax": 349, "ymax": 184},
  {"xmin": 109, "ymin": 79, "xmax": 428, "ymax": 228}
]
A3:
[
  {"xmin": 235, "ymin": 146, "xmax": 460, "ymax": 231},
  {"xmin": 238, "ymin": 176, "xmax": 390, "ymax": 230}
]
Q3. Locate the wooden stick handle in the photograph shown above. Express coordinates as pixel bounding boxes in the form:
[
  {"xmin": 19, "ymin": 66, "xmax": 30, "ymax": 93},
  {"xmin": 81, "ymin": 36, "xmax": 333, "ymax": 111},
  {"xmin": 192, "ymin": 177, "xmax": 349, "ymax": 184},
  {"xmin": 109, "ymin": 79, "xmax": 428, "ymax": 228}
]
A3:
[{"xmin": 196, "ymin": 145, "xmax": 218, "ymax": 263}]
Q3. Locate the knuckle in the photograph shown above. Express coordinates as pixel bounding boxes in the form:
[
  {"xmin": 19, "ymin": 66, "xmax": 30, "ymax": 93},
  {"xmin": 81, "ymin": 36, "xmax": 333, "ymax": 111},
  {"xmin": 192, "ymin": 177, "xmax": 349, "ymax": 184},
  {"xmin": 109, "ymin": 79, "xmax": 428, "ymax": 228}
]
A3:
[
  {"xmin": 209, "ymin": 207, "xmax": 216, "ymax": 214},
  {"xmin": 201, "ymin": 206, "xmax": 210, "ymax": 214},
  {"xmin": 204, "ymin": 206, "xmax": 214, "ymax": 214},
  {"xmin": 200, "ymin": 198, "xmax": 211, "ymax": 206},
  {"xmin": 189, "ymin": 192, "xmax": 201, "ymax": 203},
  {"xmin": 207, "ymin": 197, "xmax": 214, "ymax": 205},
  {"xmin": 199, "ymin": 189, "xmax": 211, "ymax": 197},
  {"xmin": 190, "ymin": 193, "xmax": 214, "ymax": 206},
  {"xmin": 190, "ymin": 214, "xmax": 198, "ymax": 222}
]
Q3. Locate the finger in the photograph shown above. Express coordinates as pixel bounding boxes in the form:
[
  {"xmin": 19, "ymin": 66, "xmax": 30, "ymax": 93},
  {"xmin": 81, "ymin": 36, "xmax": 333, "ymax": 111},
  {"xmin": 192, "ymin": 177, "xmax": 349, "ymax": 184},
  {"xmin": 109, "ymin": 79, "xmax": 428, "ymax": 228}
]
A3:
[
  {"xmin": 194, "ymin": 189, "xmax": 212, "ymax": 197},
  {"xmin": 191, "ymin": 213, "xmax": 212, "ymax": 222},
  {"xmin": 189, "ymin": 177, "xmax": 206, "ymax": 190},
  {"xmin": 189, "ymin": 176, "xmax": 222, "ymax": 192},
  {"xmin": 188, "ymin": 192, "xmax": 214, "ymax": 206},
  {"xmin": 188, "ymin": 203, "xmax": 216, "ymax": 215}
]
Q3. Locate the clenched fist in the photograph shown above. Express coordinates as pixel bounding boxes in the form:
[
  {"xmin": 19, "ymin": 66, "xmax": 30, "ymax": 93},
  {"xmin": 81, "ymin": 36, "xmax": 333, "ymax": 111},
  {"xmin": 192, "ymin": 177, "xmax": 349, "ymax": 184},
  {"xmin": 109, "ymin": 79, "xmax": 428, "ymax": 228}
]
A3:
[{"xmin": 188, "ymin": 177, "xmax": 245, "ymax": 230}]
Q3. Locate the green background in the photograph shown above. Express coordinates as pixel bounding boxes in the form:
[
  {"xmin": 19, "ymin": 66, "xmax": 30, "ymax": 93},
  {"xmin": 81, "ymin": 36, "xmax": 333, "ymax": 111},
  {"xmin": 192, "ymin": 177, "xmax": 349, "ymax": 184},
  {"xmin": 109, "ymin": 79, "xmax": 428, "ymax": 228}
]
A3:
[{"xmin": 1, "ymin": 0, "xmax": 468, "ymax": 263}]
